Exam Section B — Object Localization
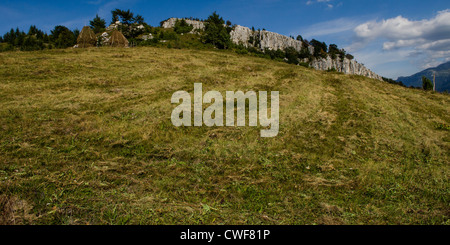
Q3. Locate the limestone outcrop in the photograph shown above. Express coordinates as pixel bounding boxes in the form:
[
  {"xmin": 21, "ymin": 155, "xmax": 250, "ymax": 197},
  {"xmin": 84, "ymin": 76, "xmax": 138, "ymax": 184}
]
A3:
[
  {"xmin": 307, "ymin": 57, "xmax": 382, "ymax": 80},
  {"xmin": 231, "ymin": 25, "xmax": 304, "ymax": 52},
  {"xmin": 161, "ymin": 18, "xmax": 205, "ymax": 33},
  {"xmin": 161, "ymin": 18, "xmax": 382, "ymax": 81}
]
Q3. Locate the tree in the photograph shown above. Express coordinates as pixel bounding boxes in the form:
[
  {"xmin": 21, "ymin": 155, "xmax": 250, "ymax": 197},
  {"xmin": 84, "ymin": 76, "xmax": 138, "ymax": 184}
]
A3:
[
  {"xmin": 90, "ymin": 14, "xmax": 106, "ymax": 33},
  {"xmin": 285, "ymin": 47, "xmax": 299, "ymax": 65},
  {"xmin": 422, "ymin": 76, "xmax": 433, "ymax": 91},
  {"xmin": 202, "ymin": 12, "xmax": 231, "ymax": 49},
  {"xmin": 111, "ymin": 9, "xmax": 137, "ymax": 25},
  {"xmin": 14, "ymin": 28, "xmax": 26, "ymax": 47},
  {"xmin": 134, "ymin": 15, "xmax": 145, "ymax": 24},
  {"xmin": 310, "ymin": 39, "xmax": 328, "ymax": 58},
  {"xmin": 21, "ymin": 35, "xmax": 44, "ymax": 51},
  {"xmin": 50, "ymin": 25, "xmax": 76, "ymax": 48},
  {"xmin": 73, "ymin": 29, "xmax": 80, "ymax": 41},
  {"xmin": 298, "ymin": 45, "xmax": 312, "ymax": 59},
  {"xmin": 28, "ymin": 25, "xmax": 45, "ymax": 39},
  {"xmin": 345, "ymin": 54, "xmax": 354, "ymax": 60},
  {"xmin": 174, "ymin": 19, "xmax": 193, "ymax": 34},
  {"xmin": 110, "ymin": 9, "xmax": 146, "ymax": 39},
  {"xmin": 296, "ymin": 35, "xmax": 303, "ymax": 42}
]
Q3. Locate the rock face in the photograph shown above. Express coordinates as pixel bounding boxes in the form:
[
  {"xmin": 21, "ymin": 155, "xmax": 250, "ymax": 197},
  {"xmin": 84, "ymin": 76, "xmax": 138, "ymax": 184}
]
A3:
[
  {"xmin": 308, "ymin": 56, "xmax": 382, "ymax": 80},
  {"xmin": 161, "ymin": 18, "xmax": 382, "ymax": 80},
  {"xmin": 161, "ymin": 18, "xmax": 205, "ymax": 33},
  {"xmin": 230, "ymin": 25, "xmax": 305, "ymax": 52},
  {"xmin": 100, "ymin": 32, "xmax": 111, "ymax": 46}
]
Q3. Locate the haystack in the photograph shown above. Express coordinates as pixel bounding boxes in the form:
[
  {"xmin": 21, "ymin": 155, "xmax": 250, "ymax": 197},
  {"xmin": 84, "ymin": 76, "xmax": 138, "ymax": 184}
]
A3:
[
  {"xmin": 77, "ymin": 26, "xmax": 97, "ymax": 48},
  {"xmin": 109, "ymin": 30, "xmax": 129, "ymax": 47}
]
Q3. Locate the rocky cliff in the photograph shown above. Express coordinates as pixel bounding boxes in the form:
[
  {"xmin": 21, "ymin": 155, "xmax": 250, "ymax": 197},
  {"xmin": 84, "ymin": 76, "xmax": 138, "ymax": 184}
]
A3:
[
  {"xmin": 308, "ymin": 56, "xmax": 382, "ymax": 80},
  {"xmin": 230, "ymin": 25, "xmax": 306, "ymax": 52},
  {"xmin": 161, "ymin": 18, "xmax": 382, "ymax": 80},
  {"xmin": 161, "ymin": 18, "xmax": 205, "ymax": 33}
]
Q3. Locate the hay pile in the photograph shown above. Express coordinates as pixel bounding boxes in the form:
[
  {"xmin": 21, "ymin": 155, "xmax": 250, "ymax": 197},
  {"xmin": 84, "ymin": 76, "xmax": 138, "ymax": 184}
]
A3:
[
  {"xmin": 109, "ymin": 30, "xmax": 129, "ymax": 47},
  {"xmin": 77, "ymin": 26, "xmax": 97, "ymax": 48}
]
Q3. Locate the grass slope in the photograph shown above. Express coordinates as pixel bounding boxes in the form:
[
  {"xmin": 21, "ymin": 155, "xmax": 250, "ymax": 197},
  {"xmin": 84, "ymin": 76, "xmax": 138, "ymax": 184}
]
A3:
[{"xmin": 0, "ymin": 47, "xmax": 449, "ymax": 225}]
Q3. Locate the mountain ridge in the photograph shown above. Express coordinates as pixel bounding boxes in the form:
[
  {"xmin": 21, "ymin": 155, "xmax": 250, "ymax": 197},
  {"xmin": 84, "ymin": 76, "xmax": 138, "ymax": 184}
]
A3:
[{"xmin": 397, "ymin": 61, "xmax": 450, "ymax": 92}]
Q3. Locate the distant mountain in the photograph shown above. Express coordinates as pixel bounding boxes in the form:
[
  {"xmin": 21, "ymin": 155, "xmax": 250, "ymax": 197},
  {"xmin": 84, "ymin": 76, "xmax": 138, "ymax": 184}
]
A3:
[{"xmin": 397, "ymin": 61, "xmax": 450, "ymax": 92}]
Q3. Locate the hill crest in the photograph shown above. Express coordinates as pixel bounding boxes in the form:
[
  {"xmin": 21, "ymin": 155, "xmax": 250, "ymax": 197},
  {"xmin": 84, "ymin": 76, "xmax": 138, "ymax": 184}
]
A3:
[{"xmin": 160, "ymin": 17, "xmax": 382, "ymax": 81}]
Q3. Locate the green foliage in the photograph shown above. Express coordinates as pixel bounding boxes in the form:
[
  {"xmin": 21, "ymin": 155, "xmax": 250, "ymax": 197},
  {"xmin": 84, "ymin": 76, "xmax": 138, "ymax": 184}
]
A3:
[
  {"xmin": 111, "ymin": 9, "xmax": 136, "ymax": 25},
  {"xmin": 174, "ymin": 19, "xmax": 194, "ymax": 34},
  {"xmin": 0, "ymin": 43, "xmax": 14, "ymax": 52},
  {"xmin": 50, "ymin": 25, "xmax": 76, "ymax": 48},
  {"xmin": 158, "ymin": 30, "xmax": 178, "ymax": 41},
  {"xmin": 298, "ymin": 45, "xmax": 312, "ymax": 60},
  {"xmin": 285, "ymin": 47, "xmax": 299, "ymax": 65},
  {"xmin": 327, "ymin": 67, "xmax": 337, "ymax": 72},
  {"xmin": 422, "ymin": 76, "xmax": 434, "ymax": 91},
  {"xmin": 202, "ymin": 12, "xmax": 231, "ymax": 49},
  {"xmin": 90, "ymin": 14, "xmax": 106, "ymax": 34},
  {"xmin": 1, "ymin": 26, "xmax": 48, "ymax": 51},
  {"xmin": 20, "ymin": 35, "xmax": 45, "ymax": 51},
  {"xmin": 435, "ymin": 123, "xmax": 450, "ymax": 131},
  {"xmin": 382, "ymin": 77, "xmax": 406, "ymax": 87},
  {"xmin": 111, "ymin": 9, "xmax": 147, "ymax": 39},
  {"xmin": 264, "ymin": 48, "xmax": 286, "ymax": 61},
  {"xmin": 28, "ymin": 25, "xmax": 45, "ymax": 40},
  {"xmin": 310, "ymin": 39, "xmax": 328, "ymax": 58},
  {"xmin": 235, "ymin": 47, "xmax": 249, "ymax": 55}
]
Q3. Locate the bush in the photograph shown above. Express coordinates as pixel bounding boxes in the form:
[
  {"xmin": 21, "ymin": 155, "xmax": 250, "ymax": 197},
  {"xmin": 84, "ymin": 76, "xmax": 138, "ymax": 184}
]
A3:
[
  {"xmin": 327, "ymin": 68, "xmax": 337, "ymax": 72},
  {"xmin": 235, "ymin": 48, "xmax": 248, "ymax": 55},
  {"xmin": 174, "ymin": 19, "xmax": 193, "ymax": 34},
  {"xmin": 159, "ymin": 30, "xmax": 178, "ymax": 41},
  {"xmin": 0, "ymin": 43, "xmax": 14, "ymax": 52},
  {"xmin": 285, "ymin": 47, "xmax": 299, "ymax": 65},
  {"xmin": 422, "ymin": 76, "xmax": 433, "ymax": 91},
  {"xmin": 299, "ymin": 62, "xmax": 310, "ymax": 68}
]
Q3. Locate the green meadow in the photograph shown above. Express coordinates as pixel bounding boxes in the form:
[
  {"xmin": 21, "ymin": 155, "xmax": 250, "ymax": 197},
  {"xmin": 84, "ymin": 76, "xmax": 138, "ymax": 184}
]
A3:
[{"xmin": 0, "ymin": 46, "xmax": 448, "ymax": 224}]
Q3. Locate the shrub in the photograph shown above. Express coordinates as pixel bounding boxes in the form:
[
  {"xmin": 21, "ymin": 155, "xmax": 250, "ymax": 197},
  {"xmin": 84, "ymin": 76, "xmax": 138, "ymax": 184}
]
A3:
[
  {"xmin": 422, "ymin": 76, "xmax": 433, "ymax": 91},
  {"xmin": 285, "ymin": 47, "xmax": 299, "ymax": 65},
  {"xmin": 174, "ymin": 19, "xmax": 193, "ymax": 34}
]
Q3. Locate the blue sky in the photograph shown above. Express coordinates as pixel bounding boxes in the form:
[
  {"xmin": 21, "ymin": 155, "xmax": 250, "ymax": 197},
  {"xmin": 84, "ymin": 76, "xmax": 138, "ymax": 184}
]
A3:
[{"xmin": 1, "ymin": 0, "xmax": 449, "ymax": 79}]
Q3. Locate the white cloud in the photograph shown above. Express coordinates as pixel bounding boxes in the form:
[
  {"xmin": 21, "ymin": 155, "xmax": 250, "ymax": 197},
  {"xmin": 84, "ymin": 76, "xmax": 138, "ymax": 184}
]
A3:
[
  {"xmin": 351, "ymin": 9, "xmax": 450, "ymax": 71},
  {"xmin": 294, "ymin": 17, "xmax": 362, "ymax": 39},
  {"xmin": 306, "ymin": 0, "xmax": 335, "ymax": 8}
]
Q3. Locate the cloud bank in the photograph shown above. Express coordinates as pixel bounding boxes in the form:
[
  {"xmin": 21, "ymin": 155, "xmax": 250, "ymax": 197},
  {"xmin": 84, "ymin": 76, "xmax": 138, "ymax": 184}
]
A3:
[{"xmin": 351, "ymin": 9, "xmax": 450, "ymax": 70}]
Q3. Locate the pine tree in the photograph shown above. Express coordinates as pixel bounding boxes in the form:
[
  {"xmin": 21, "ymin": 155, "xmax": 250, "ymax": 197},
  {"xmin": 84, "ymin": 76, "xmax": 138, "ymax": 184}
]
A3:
[
  {"xmin": 90, "ymin": 14, "xmax": 106, "ymax": 33},
  {"xmin": 50, "ymin": 25, "xmax": 75, "ymax": 48},
  {"xmin": 202, "ymin": 12, "xmax": 231, "ymax": 49},
  {"xmin": 422, "ymin": 76, "xmax": 433, "ymax": 91}
]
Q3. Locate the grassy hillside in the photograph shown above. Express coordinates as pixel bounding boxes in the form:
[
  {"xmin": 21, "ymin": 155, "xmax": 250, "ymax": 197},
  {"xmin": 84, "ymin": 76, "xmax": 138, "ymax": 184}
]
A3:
[{"xmin": 0, "ymin": 47, "xmax": 448, "ymax": 225}]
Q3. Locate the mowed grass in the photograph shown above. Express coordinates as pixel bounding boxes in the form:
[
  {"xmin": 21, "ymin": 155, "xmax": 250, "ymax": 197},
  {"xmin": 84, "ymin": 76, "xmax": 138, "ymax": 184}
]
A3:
[{"xmin": 0, "ymin": 46, "xmax": 448, "ymax": 225}]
